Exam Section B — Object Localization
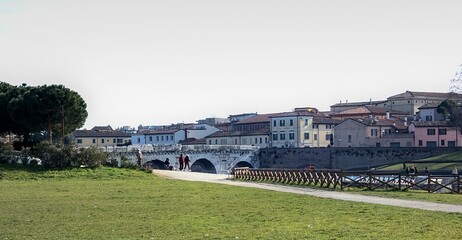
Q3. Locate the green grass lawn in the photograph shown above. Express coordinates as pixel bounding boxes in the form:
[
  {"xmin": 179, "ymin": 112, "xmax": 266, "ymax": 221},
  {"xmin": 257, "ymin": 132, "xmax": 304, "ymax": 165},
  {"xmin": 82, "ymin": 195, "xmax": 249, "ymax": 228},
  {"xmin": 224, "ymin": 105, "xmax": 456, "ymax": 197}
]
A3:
[
  {"xmin": 1, "ymin": 165, "xmax": 462, "ymax": 239},
  {"xmin": 381, "ymin": 151, "xmax": 462, "ymax": 172}
]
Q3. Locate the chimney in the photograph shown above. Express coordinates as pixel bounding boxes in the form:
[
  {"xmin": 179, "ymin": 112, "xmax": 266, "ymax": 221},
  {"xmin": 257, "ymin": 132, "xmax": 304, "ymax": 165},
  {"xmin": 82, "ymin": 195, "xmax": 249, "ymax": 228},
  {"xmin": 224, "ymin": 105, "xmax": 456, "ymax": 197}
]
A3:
[
  {"xmin": 404, "ymin": 116, "xmax": 408, "ymax": 126},
  {"xmin": 386, "ymin": 111, "xmax": 390, "ymax": 119}
]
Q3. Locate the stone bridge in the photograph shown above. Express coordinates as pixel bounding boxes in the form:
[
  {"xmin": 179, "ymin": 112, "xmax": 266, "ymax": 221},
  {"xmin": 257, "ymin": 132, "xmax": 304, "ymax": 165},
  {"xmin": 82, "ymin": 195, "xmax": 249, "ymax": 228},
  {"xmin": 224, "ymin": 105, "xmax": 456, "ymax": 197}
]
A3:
[{"xmin": 105, "ymin": 145, "xmax": 260, "ymax": 174}]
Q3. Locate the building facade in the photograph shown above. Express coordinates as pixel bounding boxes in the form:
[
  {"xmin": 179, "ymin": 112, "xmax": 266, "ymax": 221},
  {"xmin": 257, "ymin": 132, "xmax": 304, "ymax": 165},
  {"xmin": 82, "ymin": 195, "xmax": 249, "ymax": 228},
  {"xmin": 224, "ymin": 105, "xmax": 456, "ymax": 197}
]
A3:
[
  {"xmin": 334, "ymin": 118, "xmax": 412, "ymax": 147},
  {"xmin": 270, "ymin": 111, "xmax": 336, "ymax": 148},
  {"xmin": 72, "ymin": 126, "xmax": 131, "ymax": 147},
  {"xmin": 205, "ymin": 129, "xmax": 270, "ymax": 148},
  {"xmin": 409, "ymin": 121, "xmax": 462, "ymax": 147}
]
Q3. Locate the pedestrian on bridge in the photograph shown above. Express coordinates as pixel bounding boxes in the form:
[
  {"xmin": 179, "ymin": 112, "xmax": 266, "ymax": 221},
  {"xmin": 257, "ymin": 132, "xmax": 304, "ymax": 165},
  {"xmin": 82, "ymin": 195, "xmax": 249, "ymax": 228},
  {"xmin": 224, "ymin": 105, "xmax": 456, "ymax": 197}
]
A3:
[
  {"xmin": 178, "ymin": 154, "xmax": 184, "ymax": 171},
  {"xmin": 184, "ymin": 155, "xmax": 191, "ymax": 171}
]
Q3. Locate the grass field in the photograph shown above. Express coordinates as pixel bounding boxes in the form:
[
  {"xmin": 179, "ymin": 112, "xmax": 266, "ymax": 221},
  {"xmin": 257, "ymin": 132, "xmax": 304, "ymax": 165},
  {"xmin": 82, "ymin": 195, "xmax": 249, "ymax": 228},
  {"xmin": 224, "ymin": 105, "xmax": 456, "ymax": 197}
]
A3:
[
  {"xmin": 381, "ymin": 151, "xmax": 462, "ymax": 172},
  {"xmin": 1, "ymin": 165, "xmax": 462, "ymax": 239}
]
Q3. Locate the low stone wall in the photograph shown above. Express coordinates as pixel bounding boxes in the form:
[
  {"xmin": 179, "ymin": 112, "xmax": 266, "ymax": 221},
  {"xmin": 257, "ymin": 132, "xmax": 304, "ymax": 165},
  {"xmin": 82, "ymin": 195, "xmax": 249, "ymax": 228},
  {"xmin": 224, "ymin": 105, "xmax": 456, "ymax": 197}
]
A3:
[{"xmin": 257, "ymin": 147, "xmax": 460, "ymax": 170}]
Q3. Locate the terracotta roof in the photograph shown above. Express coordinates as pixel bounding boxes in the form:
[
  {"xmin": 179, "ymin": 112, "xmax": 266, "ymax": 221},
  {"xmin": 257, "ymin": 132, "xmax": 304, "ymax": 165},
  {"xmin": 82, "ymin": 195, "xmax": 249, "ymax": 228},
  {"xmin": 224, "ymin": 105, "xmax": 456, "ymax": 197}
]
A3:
[
  {"xmin": 330, "ymin": 100, "xmax": 387, "ymax": 107},
  {"xmin": 335, "ymin": 105, "xmax": 406, "ymax": 116},
  {"xmin": 73, "ymin": 130, "xmax": 130, "ymax": 138},
  {"xmin": 91, "ymin": 126, "xmax": 113, "ymax": 131},
  {"xmin": 206, "ymin": 129, "xmax": 270, "ymax": 138},
  {"xmin": 313, "ymin": 117, "xmax": 340, "ymax": 124},
  {"xmin": 348, "ymin": 117, "xmax": 408, "ymax": 130},
  {"xmin": 418, "ymin": 102, "xmax": 442, "ymax": 109},
  {"xmin": 412, "ymin": 121, "xmax": 452, "ymax": 127},
  {"xmin": 270, "ymin": 111, "xmax": 324, "ymax": 118},
  {"xmin": 142, "ymin": 129, "xmax": 183, "ymax": 135},
  {"xmin": 388, "ymin": 91, "xmax": 462, "ymax": 100},
  {"xmin": 179, "ymin": 138, "xmax": 206, "ymax": 145},
  {"xmin": 235, "ymin": 113, "xmax": 279, "ymax": 125}
]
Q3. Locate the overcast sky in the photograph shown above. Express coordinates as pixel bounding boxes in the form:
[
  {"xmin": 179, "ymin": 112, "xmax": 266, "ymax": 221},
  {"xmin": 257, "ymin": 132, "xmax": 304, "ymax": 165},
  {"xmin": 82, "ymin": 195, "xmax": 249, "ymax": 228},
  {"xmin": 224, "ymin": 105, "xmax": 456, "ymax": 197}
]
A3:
[{"xmin": 1, "ymin": 0, "xmax": 461, "ymax": 129}]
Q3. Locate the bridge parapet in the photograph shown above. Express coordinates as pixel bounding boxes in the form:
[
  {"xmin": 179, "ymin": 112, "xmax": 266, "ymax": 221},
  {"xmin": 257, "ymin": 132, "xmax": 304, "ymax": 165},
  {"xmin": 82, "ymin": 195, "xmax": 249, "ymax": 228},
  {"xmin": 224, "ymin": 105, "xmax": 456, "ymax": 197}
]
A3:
[{"xmin": 103, "ymin": 145, "xmax": 260, "ymax": 174}]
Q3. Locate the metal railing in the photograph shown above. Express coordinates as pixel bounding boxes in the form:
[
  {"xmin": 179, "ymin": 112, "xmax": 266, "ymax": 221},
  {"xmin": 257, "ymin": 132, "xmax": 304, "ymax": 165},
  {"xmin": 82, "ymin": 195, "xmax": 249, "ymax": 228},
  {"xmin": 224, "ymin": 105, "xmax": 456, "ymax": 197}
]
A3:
[{"xmin": 233, "ymin": 168, "xmax": 461, "ymax": 194}]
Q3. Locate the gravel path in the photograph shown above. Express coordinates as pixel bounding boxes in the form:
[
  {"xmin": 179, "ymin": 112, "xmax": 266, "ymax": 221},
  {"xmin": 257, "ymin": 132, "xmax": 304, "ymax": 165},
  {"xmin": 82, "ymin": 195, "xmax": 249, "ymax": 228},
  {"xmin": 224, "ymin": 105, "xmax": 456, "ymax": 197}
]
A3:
[{"xmin": 152, "ymin": 170, "xmax": 462, "ymax": 213}]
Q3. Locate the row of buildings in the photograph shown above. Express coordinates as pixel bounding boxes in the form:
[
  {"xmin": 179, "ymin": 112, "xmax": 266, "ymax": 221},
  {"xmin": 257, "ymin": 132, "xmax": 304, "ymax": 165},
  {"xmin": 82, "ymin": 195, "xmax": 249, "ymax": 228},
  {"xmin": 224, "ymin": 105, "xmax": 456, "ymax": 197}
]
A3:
[{"xmin": 71, "ymin": 91, "xmax": 462, "ymax": 149}]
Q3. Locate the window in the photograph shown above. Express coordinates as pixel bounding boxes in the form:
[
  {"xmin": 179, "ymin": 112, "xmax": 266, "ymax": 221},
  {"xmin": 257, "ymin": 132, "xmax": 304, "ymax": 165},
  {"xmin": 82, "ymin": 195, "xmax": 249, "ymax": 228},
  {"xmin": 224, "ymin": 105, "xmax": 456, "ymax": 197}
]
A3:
[
  {"xmin": 273, "ymin": 133, "xmax": 278, "ymax": 141},
  {"xmin": 425, "ymin": 116, "xmax": 433, "ymax": 121},
  {"xmin": 371, "ymin": 129, "xmax": 378, "ymax": 137},
  {"xmin": 77, "ymin": 139, "xmax": 82, "ymax": 144},
  {"xmin": 170, "ymin": 136, "xmax": 173, "ymax": 140},
  {"xmin": 101, "ymin": 139, "xmax": 105, "ymax": 144},
  {"xmin": 448, "ymin": 141, "xmax": 456, "ymax": 147},
  {"xmin": 290, "ymin": 119, "xmax": 294, "ymax": 126},
  {"xmin": 348, "ymin": 135, "xmax": 352, "ymax": 143},
  {"xmin": 326, "ymin": 125, "xmax": 332, "ymax": 129},
  {"xmin": 117, "ymin": 139, "xmax": 123, "ymax": 143},
  {"xmin": 325, "ymin": 134, "xmax": 332, "ymax": 141},
  {"xmin": 260, "ymin": 138, "xmax": 263, "ymax": 144},
  {"xmin": 427, "ymin": 129, "xmax": 436, "ymax": 135},
  {"xmin": 314, "ymin": 134, "xmax": 318, "ymax": 141},
  {"xmin": 439, "ymin": 129, "xmax": 447, "ymax": 135},
  {"xmin": 304, "ymin": 132, "xmax": 309, "ymax": 140},
  {"xmin": 289, "ymin": 132, "xmax": 295, "ymax": 140},
  {"xmin": 220, "ymin": 139, "xmax": 227, "ymax": 145},
  {"xmin": 235, "ymin": 139, "xmax": 238, "ymax": 145},
  {"xmin": 113, "ymin": 139, "xmax": 116, "ymax": 143},
  {"xmin": 418, "ymin": 140, "xmax": 423, "ymax": 146},
  {"xmin": 93, "ymin": 139, "xmax": 96, "ymax": 144},
  {"xmin": 161, "ymin": 136, "xmax": 164, "ymax": 141},
  {"xmin": 149, "ymin": 136, "xmax": 152, "ymax": 141},
  {"xmin": 215, "ymin": 139, "xmax": 218, "ymax": 144},
  {"xmin": 242, "ymin": 138, "xmax": 247, "ymax": 145},
  {"xmin": 157, "ymin": 136, "xmax": 159, "ymax": 141},
  {"xmin": 273, "ymin": 120, "xmax": 277, "ymax": 127},
  {"xmin": 304, "ymin": 119, "xmax": 308, "ymax": 126},
  {"xmin": 313, "ymin": 124, "xmax": 319, "ymax": 129},
  {"xmin": 280, "ymin": 120, "xmax": 285, "ymax": 126},
  {"xmin": 426, "ymin": 141, "xmax": 437, "ymax": 147},
  {"xmin": 280, "ymin": 132, "xmax": 286, "ymax": 140},
  {"xmin": 441, "ymin": 140, "xmax": 445, "ymax": 146},
  {"xmin": 255, "ymin": 138, "xmax": 258, "ymax": 144},
  {"xmin": 209, "ymin": 140, "xmax": 212, "ymax": 145}
]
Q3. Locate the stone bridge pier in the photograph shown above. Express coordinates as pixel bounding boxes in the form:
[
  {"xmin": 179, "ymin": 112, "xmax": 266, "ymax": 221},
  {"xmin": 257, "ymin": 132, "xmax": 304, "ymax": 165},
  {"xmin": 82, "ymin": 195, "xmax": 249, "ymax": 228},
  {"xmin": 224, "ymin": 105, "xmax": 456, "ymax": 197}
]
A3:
[{"xmin": 107, "ymin": 145, "xmax": 260, "ymax": 174}]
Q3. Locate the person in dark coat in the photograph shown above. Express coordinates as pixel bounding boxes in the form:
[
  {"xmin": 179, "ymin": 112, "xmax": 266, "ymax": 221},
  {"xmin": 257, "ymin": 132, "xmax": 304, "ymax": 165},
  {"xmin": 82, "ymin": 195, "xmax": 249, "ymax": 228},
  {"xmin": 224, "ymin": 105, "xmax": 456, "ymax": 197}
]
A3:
[
  {"xmin": 184, "ymin": 155, "xmax": 191, "ymax": 171},
  {"xmin": 178, "ymin": 154, "xmax": 184, "ymax": 171}
]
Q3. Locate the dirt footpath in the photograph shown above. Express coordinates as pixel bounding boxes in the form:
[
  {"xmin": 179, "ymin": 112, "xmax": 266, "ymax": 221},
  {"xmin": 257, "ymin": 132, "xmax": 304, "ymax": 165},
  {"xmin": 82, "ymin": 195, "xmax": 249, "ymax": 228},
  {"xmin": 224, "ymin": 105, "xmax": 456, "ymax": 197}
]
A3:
[{"xmin": 152, "ymin": 170, "xmax": 462, "ymax": 213}]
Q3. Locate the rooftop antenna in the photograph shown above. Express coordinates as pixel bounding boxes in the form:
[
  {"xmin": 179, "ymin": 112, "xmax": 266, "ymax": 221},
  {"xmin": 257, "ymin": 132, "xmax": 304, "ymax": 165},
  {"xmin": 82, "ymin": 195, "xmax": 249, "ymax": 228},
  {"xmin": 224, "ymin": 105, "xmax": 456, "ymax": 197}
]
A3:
[{"xmin": 449, "ymin": 64, "xmax": 462, "ymax": 93}]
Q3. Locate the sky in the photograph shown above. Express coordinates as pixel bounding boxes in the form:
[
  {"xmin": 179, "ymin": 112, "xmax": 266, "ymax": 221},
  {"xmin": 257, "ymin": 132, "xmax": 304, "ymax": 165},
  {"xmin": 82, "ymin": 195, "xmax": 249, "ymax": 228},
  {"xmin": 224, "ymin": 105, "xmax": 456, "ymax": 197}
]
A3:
[{"xmin": 1, "ymin": 0, "xmax": 461, "ymax": 129}]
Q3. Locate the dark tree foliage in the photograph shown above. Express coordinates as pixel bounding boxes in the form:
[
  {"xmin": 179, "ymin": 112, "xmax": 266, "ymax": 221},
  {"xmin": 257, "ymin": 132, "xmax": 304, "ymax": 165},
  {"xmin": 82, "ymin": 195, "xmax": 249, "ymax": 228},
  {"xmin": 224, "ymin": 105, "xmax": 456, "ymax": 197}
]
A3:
[
  {"xmin": 0, "ymin": 82, "xmax": 30, "ymax": 138},
  {"xmin": 437, "ymin": 99, "xmax": 462, "ymax": 127},
  {"xmin": 0, "ymin": 83, "xmax": 88, "ymax": 143}
]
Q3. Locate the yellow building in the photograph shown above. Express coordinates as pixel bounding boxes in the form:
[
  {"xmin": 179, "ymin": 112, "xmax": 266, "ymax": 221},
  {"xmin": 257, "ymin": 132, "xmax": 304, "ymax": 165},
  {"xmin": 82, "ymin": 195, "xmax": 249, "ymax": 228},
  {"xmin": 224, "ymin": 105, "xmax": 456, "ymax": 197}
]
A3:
[
  {"xmin": 270, "ymin": 111, "xmax": 337, "ymax": 148},
  {"xmin": 72, "ymin": 126, "xmax": 131, "ymax": 147},
  {"xmin": 205, "ymin": 129, "xmax": 270, "ymax": 148}
]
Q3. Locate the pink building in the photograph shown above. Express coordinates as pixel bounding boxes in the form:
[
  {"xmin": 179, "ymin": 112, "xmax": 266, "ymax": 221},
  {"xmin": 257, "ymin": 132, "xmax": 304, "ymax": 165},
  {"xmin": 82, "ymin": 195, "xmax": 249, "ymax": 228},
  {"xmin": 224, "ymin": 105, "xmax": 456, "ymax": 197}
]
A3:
[{"xmin": 409, "ymin": 121, "xmax": 462, "ymax": 147}]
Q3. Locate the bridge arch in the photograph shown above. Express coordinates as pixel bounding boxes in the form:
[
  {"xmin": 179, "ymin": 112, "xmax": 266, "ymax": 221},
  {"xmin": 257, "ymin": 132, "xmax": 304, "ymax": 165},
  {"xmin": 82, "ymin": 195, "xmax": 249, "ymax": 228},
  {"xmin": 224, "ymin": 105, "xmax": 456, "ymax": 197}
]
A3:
[
  {"xmin": 233, "ymin": 161, "xmax": 254, "ymax": 169},
  {"xmin": 143, "ymin": 159, "xmax": 167, "ymax": 170},
  {"xmin": 191, "ymin": 158, "xmax": 217, "ymax": 174}
]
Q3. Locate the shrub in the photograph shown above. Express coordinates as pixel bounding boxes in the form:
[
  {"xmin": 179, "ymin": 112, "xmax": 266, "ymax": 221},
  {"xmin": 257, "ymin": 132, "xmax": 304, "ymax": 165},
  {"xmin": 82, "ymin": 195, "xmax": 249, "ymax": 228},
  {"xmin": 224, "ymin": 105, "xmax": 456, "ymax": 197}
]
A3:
[
  {"xmin": 74, "ymin": 147, "xmax": 107, "ymax": 168},
  {"xmin": 0, "ymin": 143, "xmax": 14, "ymax": 164},
  {"xmin": 120, "ymin": 154, "xmax": 137, "ymax": 169},
  {"xmin": 33, "ymin": 142, "xmax": 72, "ymax": 169}
]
